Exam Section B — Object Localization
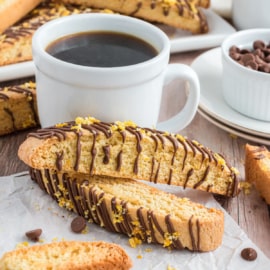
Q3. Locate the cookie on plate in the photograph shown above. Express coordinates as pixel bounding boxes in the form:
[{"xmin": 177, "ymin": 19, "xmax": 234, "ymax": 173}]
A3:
[{"xmin": 60, "ymin": 0, "xmax": 210, "ymax": 33}]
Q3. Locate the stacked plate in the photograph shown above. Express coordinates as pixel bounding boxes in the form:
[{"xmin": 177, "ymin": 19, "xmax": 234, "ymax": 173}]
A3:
[{"xmin": 191, "ymin": 48, "xmax": 270, "ymax": 145}]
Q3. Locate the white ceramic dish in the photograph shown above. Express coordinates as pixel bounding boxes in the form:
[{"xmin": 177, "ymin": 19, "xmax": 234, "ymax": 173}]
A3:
[
  {"xmin": 164, "ymin": 9, "xmax": 236, "ymax": 53},
  {"xmin": 221, "ymin": 29, "xmax": 270, "ymax": 122},
  {"xmin": 191, "ymin": 47, "xmax": 270, "ymax": 138},
  {"xmin": 198, "ymin": 108, "xmax": 270, "ymax": 145},
  {"xmin": 0, "ymin": 10, "xmax": 235, "ymax": 82}
]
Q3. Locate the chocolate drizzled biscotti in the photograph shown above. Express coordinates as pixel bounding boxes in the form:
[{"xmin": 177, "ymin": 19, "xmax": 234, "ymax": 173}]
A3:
[
  {"xmin": 0, "ymin": 241, "xmax": 132, "ymax": 270},
  {"xmin": 0, "ymin": 0, "xmax": 114, "ymax": 66},
  {"xmin": 0, "ymin": 81, "xmax": 39, "ymax": 135},
  {"xmin": 18, "ymin": 117, "xmax": 240, "ymax": 197},
  {"xmin": 245, "ymin": 144, "xmax": 270, "ymax": 204},
  {"xmin": 60, "ymin": 0, "xmax": 209, "ymax": 33},
  {"xmin": 30, "ymin": 168, "xmax": 224, "ymax": 251}
]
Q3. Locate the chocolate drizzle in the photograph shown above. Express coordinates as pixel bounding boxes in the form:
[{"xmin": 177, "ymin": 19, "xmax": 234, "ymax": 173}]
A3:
[
  {"xmin": 0, "ymin": 83, "xmax": 39, "ymax": 129},
  {"xmin": 74, "ymin": 131, "xmax": 82, "ymax": 171},
  {"xmin": 90, "ymin": 131, "xmax": 97, "ymax": 175},
  {"xmin": 183, "ymin": 168, "xmax": 194, "ymax": 189},
  {"xmin": 193, "ymin": 166, "xmax": 210, "ymax": 189},
  {"xmin": 29, "ymin": 168, "xmax": 213, "ymax": 251},
  {"xmin": 165, "ymin": 214, "xmax": 184, "ymax": 249},
  {"xmin": 188, "ymin": 215, "xmax": 200, "ymax": 251},
  {"xmin": 27, "ymin": 118, "xmax": 239, "ymax": 197},
  {"xmin": 102, "ymin": 145, "xmax": 110, "ymax": 164},
  {"xmin": 56, "ymin": 151, "xmax": 64, "ymax": 171}
]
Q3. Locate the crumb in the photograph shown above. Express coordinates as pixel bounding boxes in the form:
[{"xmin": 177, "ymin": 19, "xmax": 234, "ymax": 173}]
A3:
[{"xmin": 240, "ymin": 181, "xmax": 252, "ymax": 195}]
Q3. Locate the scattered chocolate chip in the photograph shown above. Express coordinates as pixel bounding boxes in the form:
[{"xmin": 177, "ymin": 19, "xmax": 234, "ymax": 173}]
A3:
[
  {"xmin": 25, "ymin": 228, "xmax": 42, "ymax": 242},
  {"xmin": 71, "ymin": 216, "xmax": 86, "ymax": 233},
  {"xmin": 241, "ymin": 247, "xmax": 258, "ymax": 261},
  {"xmin": 229, "ymin": 40, "xmax": 270, "ymax": 74}
]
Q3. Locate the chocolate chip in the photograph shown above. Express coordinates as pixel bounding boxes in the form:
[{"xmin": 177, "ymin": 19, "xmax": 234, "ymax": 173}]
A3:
[
  {"xmin": 25, "ymin": 228, "xmax": 42, "ymax": 242},
  {"xmin": 253, "ymin": 40, "xmax": 266, "ymax": 50},
  {"xmin": 241, "ymin": 53, "xmax": 255, "ymax": 64},
  {"xmin": 71, "ymin": 216, "xmax": 86, "ymax": 233},
  {"xmin": 245, "ymin": 60, "xmax": 258, "ymax": 70},
  {"xmin": 229, "ymin": 40, "xmax": 270, "ymax": 74},
  {"xmin": 265, "ymin": 55, "xmax": 270, "ymax": 63},
  {"xmin": 241, "ymin": 247, "xmax": 258, "ymax": 261}
]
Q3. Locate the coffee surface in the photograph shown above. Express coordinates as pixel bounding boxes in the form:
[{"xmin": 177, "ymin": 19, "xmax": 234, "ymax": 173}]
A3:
[{"xmin": 46, "ymin": 31, "xmax": 158, "ymax": 67}]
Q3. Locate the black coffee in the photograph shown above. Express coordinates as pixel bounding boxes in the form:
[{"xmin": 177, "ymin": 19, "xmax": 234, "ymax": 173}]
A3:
[{"xmin": 46, "ymin": 31, "xmax": 158, "ymax": 67}]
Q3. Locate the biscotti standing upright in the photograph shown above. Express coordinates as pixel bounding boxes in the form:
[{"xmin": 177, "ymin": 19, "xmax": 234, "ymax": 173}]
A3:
[
  {"xmin": 0, "ymin": 241, "xmax": 133, "ymax": 270},
  {"xmin": 0, "ymin": 81, "xmax": 39, "ymax": 136},
  {"xmin": 30, "ymin": 168, "xmax": 224, "ymax": 252},
  {"xmin": 18, "ymin": 116, "xmax": 240, "ymax": 197},
  {"xmin": 60, "ymin": 0, "xmax": 210, "ymax": 33},
  {"xmin": 245, "ymin": 144, "xmax": 270, "ymax": 204}
]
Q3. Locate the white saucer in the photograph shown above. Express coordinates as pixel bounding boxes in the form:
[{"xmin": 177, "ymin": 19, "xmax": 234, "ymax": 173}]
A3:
[
  {"xmin": 0, "ymin": 61, "xmax": 35, "ymax": 82},
  {"xmin": 167, "ymin": 9, "xmax": 235, "ymax": 53},
  {"xmin": 198, "ymin": 108, "xmax": 270, "ymax": 145},
  {"xmin": 191, "ymin": 47, "xmax": 270, "ymax": 138}
]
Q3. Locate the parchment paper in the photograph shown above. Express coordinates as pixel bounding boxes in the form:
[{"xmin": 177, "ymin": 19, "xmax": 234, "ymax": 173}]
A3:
[{"xmin": 0, "ymin": 172, "xmax": 269, "ymax": 269}]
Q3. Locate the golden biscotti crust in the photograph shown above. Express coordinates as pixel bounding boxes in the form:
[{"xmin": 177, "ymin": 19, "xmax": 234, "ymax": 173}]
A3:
[
  {"xmin": 0, "ymin": 0, "xmax": 115, "ymax": 66},
  {"xmin": 0, "ymin": 241, "xmax": 132, "ymax": 270},
  {"xmin": 18, "ymin": 117, "xmax": 240, "ymax": 197},
  {"xmin": 30, "ymin": 168, "xmax": 224, "ymax": 251},
  {"xmin": 0, "ymin": 0, "xmax": 42, "ymax": 34},
  {"xmin": 245, "ymin": 144, "xmax": 270, "ymax": 204},
  {"xmin": 60, "ymin": 0, "xmax": 209, "ymax": 33},
  {"xmin": 0, "ymin": 81, "xmax": 39, "ymax": 135}
]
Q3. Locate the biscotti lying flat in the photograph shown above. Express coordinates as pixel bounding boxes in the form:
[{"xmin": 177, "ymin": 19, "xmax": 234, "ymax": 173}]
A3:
[
  {"xmin": 0, "ymin": 0, "xmax": 114, "ymax": 66},
  {"xmin": 0, "ymin": 241, "xmax": 132, "ymax": 270},
  {"xmin": 0, "ymin": 81, "xmax": 39, "ymax": 136},
  {"xmin": 18, "ymin": 116, "xmax": 240, "ymax": 197},
  {"xmin": 245, "ymin": 144, "xmax": 270, "ymax": 204},
  {"xmin": 30, "ymin": 168, "xmax": 224, "ymax": 251},
  {"xmin": 0, "ymin": 0, "xmax": 42, "ymax": 34},
  {"xmin": 60, "ymin": 0, "xmax": 209, "ymax": 33}
]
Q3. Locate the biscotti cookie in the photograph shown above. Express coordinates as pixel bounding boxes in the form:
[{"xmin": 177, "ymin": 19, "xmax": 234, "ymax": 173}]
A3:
[
  {"xmin": 0, "ymin": 81, "xmax": 39, "ymax": 136},
  {"xmin": 30, "ymin": 168, "xmax": 224, "ymax": 251},
  {"xmin": 0, "ymin": 0, "xmax": 114, "ymax": 66},
  {"xmin": 18, "ymin": 116, "xmax": 240, "ymax": 197},
  {"xmin": 245, "ymin": 144, "xmax": 270, "ymax": 204},
  {"xmin": 0, "ymin": 0, "xmax": 42, "ymax": 34},
  {"xmin": 60, "ymin": 0, "xmax": 209, "ymax": 33},
  {"xmin": 0, "ymin": 241, "xmax": 132, "ymax": 270}
]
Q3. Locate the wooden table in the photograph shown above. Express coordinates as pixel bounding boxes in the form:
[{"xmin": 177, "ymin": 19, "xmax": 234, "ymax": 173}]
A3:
[{"xmin": 1, "ymin": 49, "xmax": 270, "ymax": 259}]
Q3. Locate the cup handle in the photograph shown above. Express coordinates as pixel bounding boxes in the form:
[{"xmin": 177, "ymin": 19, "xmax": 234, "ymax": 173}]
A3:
[{"xmin": 157, "ymin": 64, "xmax": 200, "ymax": 133}]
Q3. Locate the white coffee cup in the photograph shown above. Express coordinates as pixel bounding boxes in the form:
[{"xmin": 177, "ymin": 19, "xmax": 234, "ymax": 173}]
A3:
[
  {"xmin": 32, "ymin": 13, "xmax": 200, "ymax": 132},
  {"xmin": 232, "ymin": 0, "xmax": 270, "ymax": 30}
]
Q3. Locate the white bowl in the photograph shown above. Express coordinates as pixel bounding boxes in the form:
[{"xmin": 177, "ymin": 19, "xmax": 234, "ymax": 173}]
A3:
[{"xmin": 221, "ymin": 29, "xmax": 270, "ymax": 122}]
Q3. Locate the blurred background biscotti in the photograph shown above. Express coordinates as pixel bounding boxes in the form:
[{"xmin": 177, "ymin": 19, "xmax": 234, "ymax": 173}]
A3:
[{"xmin": 0, "ymin": 0, "xmax": 42, "ymax": 34}]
